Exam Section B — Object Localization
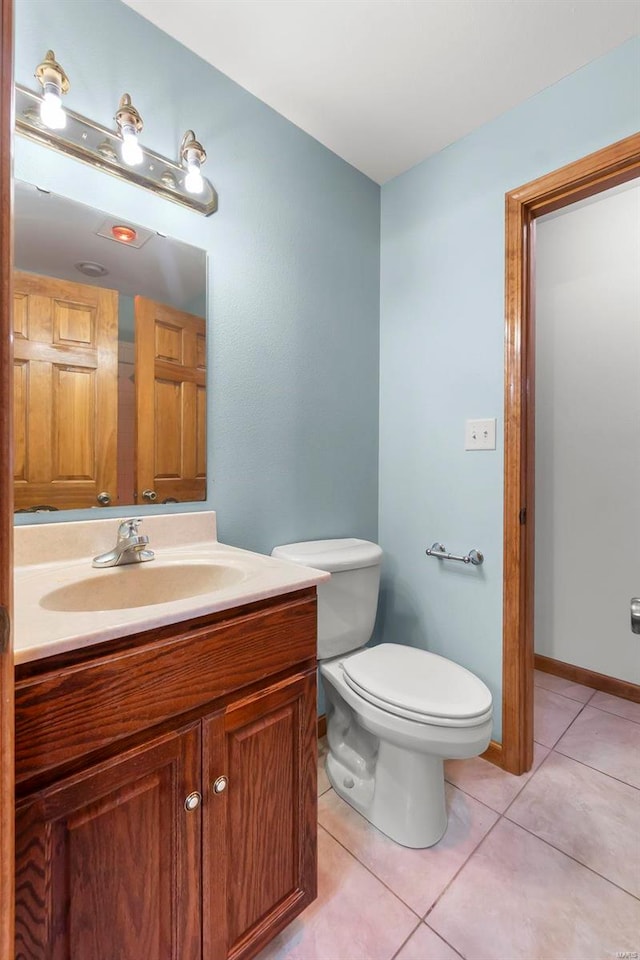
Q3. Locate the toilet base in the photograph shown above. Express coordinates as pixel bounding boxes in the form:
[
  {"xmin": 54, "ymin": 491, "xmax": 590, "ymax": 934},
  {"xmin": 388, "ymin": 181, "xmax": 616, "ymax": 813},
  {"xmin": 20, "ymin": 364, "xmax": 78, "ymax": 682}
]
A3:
[
  {"xmin": 326, "ymin": 739, "xmax": 447, "ymax": 848},
  {"xmin": 321, "ymin": 654, "xmax": 492, "ymax": 849}
]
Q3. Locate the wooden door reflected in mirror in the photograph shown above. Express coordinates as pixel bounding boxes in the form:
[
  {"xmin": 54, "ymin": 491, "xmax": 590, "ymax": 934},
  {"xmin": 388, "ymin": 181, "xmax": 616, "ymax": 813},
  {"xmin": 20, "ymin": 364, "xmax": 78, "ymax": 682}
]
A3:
[
  {"xmin": 13, "ymin": 271, "xmax": 118, "ymax": 511},
  {"xmin": 135, "ymin": 297, "xmax": 206, "ymax": 505}
]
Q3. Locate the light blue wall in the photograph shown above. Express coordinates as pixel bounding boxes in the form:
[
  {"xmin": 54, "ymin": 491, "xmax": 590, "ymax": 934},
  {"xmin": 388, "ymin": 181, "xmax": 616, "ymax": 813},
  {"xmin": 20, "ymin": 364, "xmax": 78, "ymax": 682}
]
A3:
[
  {"xmin": 378, "ymin": 38, "xmax": 640, "ymax": 741},
  {"xmin": 14, "ymin": 4, "xmax": 640, "ymax": 735},
  {"xmin": 14, "ymin": 0, "xmax": 380, "ymax": 554}
]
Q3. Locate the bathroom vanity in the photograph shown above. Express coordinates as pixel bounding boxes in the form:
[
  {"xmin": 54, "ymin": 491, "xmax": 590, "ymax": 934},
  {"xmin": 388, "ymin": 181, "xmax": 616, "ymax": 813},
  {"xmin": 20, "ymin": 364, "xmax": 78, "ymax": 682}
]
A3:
[{"xmin": 13, "ymin": 514, "xmax": 327, "ymax": 960}]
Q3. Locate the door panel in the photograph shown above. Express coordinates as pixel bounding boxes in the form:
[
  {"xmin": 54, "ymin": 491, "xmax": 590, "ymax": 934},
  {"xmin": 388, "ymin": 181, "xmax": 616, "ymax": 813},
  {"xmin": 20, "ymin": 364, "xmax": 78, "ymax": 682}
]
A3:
[
  {"xmin": 15, "ymin": 724, "xmax": 202, "ymax": 960},
  {"xmin": 135, "ymin": 296, "xmax": 206, "ymax": 504},
  {"xmin": 12, "ymin": 271, "xmax": 118, "ymax": 510}
]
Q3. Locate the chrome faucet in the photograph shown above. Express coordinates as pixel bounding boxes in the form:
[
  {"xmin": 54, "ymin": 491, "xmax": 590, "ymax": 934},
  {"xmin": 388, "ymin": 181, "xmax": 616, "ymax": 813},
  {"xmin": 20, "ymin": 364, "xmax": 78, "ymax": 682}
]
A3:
[{"xmin": 92, "ymin": 518, "xmax": 155, "ymax": 568}]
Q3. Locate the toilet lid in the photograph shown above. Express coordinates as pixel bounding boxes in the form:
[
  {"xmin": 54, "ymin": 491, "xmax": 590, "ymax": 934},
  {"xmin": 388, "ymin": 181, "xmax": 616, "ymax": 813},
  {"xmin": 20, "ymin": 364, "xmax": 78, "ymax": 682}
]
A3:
[{"xmin": 341, "ymin": 644, "xmax": 492, "ymax": 721}]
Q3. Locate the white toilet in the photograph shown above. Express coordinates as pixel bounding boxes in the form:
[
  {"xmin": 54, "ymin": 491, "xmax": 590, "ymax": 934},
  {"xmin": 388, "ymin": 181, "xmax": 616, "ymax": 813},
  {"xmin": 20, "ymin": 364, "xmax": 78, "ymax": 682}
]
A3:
[{"xmin": 271, "ymin": 538, "xmax": 493, "ymax": 848}]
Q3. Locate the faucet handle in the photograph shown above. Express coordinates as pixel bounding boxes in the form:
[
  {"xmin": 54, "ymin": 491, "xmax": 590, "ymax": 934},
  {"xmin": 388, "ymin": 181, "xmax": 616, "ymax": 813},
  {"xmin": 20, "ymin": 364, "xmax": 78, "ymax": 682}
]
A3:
[{"xmin": 118, "ymin": 517, "xmax": 144, "ymax": 539}]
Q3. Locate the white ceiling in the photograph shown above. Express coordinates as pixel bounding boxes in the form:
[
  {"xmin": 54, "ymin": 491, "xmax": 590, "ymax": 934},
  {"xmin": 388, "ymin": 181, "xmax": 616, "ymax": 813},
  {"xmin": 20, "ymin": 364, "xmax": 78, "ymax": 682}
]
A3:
[{"xmin": 122, "ymin": 0, "xmax": 639, "ymax": 184}]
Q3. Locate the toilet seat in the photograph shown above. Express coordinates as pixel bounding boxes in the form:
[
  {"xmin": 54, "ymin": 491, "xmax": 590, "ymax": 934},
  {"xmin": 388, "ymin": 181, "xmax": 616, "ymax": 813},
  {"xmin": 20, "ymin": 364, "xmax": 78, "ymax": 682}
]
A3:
[{"xmin": 340, "ymin": 643, "xmax": 493, "ymax": 728}]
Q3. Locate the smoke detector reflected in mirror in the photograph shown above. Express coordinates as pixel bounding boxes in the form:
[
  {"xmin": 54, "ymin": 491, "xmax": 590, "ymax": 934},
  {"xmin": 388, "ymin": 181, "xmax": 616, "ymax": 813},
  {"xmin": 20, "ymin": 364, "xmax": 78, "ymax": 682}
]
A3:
[{"xmin": 75, "ymin": 260, "xmax": 109, "ymax": 278}]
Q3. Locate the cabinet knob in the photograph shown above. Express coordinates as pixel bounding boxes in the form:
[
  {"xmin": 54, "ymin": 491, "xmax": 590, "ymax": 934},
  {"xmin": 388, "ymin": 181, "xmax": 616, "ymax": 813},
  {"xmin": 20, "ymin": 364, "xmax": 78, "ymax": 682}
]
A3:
[
  {"xmin": 142, "ymin": 489, "xmax": 158, "ymax": 502},
  {"xmin": 96, "ymin": 491, "xmax": 112, "ymax": 505},
  {"xmin": 184, "ymin": 791, "xmax": 202, "ymax": 811},
  {"xmin": 212, "ymin": 776, "xmax": 228, "ymax": 794}
]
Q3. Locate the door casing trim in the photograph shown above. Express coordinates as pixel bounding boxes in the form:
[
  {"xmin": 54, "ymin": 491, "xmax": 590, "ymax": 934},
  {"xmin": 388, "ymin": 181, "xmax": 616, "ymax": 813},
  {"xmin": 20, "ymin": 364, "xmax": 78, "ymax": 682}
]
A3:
[{"xmin": 501, "ymin": 132, "xmax": 640, "ymax": 774}]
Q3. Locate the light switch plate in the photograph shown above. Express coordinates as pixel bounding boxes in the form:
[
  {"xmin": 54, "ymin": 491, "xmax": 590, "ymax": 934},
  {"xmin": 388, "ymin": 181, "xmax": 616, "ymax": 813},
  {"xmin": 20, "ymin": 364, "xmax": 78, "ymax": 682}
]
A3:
[{"xmin": 465, "ymin": 418, "xmax": 496, "ymax": 450}]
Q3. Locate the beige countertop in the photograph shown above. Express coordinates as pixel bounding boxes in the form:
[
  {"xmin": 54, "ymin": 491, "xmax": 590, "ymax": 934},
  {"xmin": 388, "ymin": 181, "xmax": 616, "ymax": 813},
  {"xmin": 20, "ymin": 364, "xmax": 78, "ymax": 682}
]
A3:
[{"xmin": 14, "ymin": 511, "xmax": 329, "ymax": 664}]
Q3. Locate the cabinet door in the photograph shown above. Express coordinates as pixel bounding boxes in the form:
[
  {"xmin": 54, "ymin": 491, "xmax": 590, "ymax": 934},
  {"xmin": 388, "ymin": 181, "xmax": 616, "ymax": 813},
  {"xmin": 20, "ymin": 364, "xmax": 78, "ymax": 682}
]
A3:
[
  {"xmin": 203, "ymin": 670, "xmax": 317, "ymax": 960},
  {"xmin": 15, "ymin": 723, "xmax": 202, "ymax": 960}
]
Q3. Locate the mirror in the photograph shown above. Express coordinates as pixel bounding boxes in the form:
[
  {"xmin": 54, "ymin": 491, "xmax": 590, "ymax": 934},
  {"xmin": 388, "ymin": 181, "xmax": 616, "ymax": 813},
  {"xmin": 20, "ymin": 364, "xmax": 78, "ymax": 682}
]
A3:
[{"xmin": 13, "ymin": 181, "xmax": 207, "ymax": 512}]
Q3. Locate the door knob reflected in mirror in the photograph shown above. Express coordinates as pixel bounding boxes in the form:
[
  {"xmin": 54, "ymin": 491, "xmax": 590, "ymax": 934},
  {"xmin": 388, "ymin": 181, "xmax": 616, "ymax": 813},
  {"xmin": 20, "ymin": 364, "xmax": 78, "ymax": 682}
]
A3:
[
  {"xmin": 142, "ymin": 489, "xmax": 157, "ymax": 502},
  {"xmin": 631, "ymin": 598, "xmax": 640, "ymax": 634}
]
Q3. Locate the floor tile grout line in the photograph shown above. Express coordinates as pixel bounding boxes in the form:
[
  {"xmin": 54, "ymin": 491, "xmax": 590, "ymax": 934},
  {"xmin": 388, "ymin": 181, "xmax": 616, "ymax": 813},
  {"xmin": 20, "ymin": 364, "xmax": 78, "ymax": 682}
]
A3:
[
  {"xmin": 551, "ymin": 743, "xmax": 640, "ymax": 790},
  {"xmin": 316, "ymin": 820, "xmax": 424, "ymax": 921},
  {"xmin": 536, "ymin": 678, "xmax": 640, "ymax": 722},
  {"xmin": 536, "ymin": 693, "xmax": 591, "ymax": 750},
  {"xmin": 421, "ymin": 813, "xmax": 504, "ymax": 923},
  {"xmin": 425, "ymin": 795, "xmax": 640, "ymax": 954},
  {"xmin": 442, "ymin": 777, "xmax": 512, "ymax": 816},
  {"xmin": 428, "ymin": 730, "xmax": 640, "ymax": 926},
  {"xmin": 422, "ymin": 920, "xmax": 466, "ymax": 960},
  {"xmin": 388, "ymin": 920, "xmax": 424, "ymax": 960},
  {"xmin": 499, "ymin": 744, "xmax": 557, "ymax": 818},
  {"xmin": 318, "ymin": 787, "xmax": 499, "ymax": 931},
  {"xmin": 534, "ymin": 677, "xmax": 597, "ymax": 704},
  {"xmin": 501, "ymin": 810, "xmax": 640, "ymax": 903},
  {"xmin": 504, "ymin": 741, "xmax": 640, "ymax": 828},
  {"xmin": 585, "ymin": 701, "xmax": 640, "ymax": 726},
  {"xmin": 546, "ymin": 701, "xmax": 640, "ymax": 788},
  {"xmin": 445, "ymin": 741, "xmax": 560, "ymax": 817},
  {"xmin": 440, "ymin": 781, "xmax": 499, "ymax": 815},
  {"xmin": 314, "ymin": 694, "xmax": 639, "ymax": 956}
]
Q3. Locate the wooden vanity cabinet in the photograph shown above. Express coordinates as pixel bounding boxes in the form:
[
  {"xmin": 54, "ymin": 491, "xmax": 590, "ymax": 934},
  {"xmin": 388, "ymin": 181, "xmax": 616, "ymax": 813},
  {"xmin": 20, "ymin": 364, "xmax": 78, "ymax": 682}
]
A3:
[
  {"xmin": 15, "ymin": 722, "xmax": 203, "ymax": 960},
  {"xmin": 14, "ymin": 590, "xmax": 318, "ymax": 960}
]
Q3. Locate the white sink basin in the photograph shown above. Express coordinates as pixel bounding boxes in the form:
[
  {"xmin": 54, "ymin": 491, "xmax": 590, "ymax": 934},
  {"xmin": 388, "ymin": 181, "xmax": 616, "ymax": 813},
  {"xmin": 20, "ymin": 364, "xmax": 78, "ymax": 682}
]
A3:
[
  {"xmin": 40, "ymin": 562, "xmax": 246, "ymax": 612},
  {"xmin": 14, "ymin": 511, "xmax": 331, "ymax": 664}
]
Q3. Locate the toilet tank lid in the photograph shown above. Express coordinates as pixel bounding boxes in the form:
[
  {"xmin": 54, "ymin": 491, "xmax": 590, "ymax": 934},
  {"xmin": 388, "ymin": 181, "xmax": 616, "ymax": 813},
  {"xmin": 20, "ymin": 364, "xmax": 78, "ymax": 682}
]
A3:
[{"xmin": 271, "ymin": 538, "xmax": 382, "ymax": 572}]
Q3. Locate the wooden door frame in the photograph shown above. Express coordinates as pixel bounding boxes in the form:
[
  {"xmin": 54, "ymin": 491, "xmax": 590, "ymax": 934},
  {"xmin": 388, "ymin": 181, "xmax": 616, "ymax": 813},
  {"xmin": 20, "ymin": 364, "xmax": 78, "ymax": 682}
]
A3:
[
  {"xmin": 501, "ymin": 132, "xmax": 640, "ymax": 775},
  {"xmin": 0, "ymin": 0, "xmax": 14, "ymax": 952}
]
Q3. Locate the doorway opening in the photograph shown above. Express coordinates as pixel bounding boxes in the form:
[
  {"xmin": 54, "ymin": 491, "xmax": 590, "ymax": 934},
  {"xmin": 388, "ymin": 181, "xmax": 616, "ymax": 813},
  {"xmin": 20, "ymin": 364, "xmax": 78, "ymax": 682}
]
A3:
[{"xmin": 500, "ymin": 133, "xmax": 640, "ymax": 775}]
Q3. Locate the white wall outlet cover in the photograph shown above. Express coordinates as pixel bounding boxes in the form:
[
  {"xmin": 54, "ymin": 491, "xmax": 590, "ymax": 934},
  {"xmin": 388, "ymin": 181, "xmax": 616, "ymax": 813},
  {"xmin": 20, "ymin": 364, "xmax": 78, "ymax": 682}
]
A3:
[{"xmin": 465, "ymin": 418, "xmax": 497, "ymax": 450}]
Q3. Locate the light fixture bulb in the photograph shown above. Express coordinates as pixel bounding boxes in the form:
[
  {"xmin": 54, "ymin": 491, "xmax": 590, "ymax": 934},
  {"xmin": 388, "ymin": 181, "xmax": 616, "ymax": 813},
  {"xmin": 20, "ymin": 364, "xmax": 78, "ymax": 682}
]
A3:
[
  {"xmin": 180, "ymin": 130, "xmax": 207, "ymax": 197},
  {"xmin": 40, "ymin": 85, "xmax": 66, "ymax": 129},
  {"xmin": 121, "ymin": 124, "xmax": 143, "ymax": 166},
  {"xmin": 184, "ymin": 158, "xmax": 204, "ymax": 194},
  {"xmin": 115, "ymin": 94, "xmax": 144, "ymax": 166},
  {"xmin": 35, "ymin": 51, "xmax": 69, "ymax": 130}
]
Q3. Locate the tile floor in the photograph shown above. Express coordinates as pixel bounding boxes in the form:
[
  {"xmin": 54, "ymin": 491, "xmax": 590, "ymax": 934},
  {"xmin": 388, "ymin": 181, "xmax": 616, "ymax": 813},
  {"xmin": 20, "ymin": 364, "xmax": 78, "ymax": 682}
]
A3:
[{"xmin": 257, "ymin": 672, "xmax": 640, "ymax": 960}]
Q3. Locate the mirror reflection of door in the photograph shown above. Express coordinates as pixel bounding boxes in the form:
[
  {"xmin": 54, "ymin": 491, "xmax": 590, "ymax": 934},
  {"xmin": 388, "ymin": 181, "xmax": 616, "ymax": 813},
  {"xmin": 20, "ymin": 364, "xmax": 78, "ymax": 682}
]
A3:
[
  {"xmin": 13, "ymin": 271, "xmax": 118, "ymax": 510},
  {"xmin": 13, "ymin": 182, "xmax": 208, "ymax": 514},
  {"xmin": 135, "ymin": 297, "xmax": 206, "ymax": 505}
]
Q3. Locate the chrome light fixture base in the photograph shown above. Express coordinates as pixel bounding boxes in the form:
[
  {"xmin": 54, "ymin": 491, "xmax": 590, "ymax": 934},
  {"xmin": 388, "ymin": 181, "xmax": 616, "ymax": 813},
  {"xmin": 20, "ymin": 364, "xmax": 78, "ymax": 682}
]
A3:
[{"xmin": 15, "ymin": 84, "xmax": 218, "ymax": 217}]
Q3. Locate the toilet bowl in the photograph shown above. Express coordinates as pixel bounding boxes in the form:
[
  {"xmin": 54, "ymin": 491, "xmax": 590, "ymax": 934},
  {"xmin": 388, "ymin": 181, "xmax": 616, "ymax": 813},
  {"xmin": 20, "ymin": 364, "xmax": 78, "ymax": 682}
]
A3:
[{"xmin": 271, "ymin": 538, "xmax": 493, "ymax": 848}]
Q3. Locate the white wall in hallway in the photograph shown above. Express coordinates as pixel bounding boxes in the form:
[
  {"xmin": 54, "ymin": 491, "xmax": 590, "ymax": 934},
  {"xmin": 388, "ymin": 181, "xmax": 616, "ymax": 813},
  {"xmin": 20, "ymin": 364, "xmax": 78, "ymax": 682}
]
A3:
[{"xmin": 534, "ymin": 180, "xmax": 640, "ymax": 682}]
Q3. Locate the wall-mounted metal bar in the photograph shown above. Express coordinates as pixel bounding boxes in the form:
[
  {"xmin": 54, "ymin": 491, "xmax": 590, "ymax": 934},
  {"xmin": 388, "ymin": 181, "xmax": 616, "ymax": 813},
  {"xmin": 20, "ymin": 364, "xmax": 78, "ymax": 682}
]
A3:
[{"xmin": 425, "ymin": 542, "xmax": 484, "ymax": 566}]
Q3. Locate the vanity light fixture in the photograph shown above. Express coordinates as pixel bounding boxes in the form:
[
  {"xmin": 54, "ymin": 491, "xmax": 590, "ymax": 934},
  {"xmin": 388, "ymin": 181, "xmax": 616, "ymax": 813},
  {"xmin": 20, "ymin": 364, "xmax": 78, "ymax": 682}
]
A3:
[
  {"xmin": 16, "ymin": 63, "xmax": 218, "ymax": 215},
  {"xmin": 180, "ymin": 130, "xmax": 206, "ymax": 195},
  {"xmin": 115, "ymin": 94, "xmax": 144, "ymax": 167},
  {"xmin": 34, "ymin": 50, "xmax": 69, "ymax": 130}
]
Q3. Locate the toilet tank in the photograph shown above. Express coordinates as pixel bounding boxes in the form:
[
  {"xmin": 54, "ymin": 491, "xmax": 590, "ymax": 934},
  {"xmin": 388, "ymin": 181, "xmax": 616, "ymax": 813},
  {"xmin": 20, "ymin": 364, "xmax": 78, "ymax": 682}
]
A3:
[{"xmin": 271, "ymin": 539, "xmax": 382, "ymax": 660}]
